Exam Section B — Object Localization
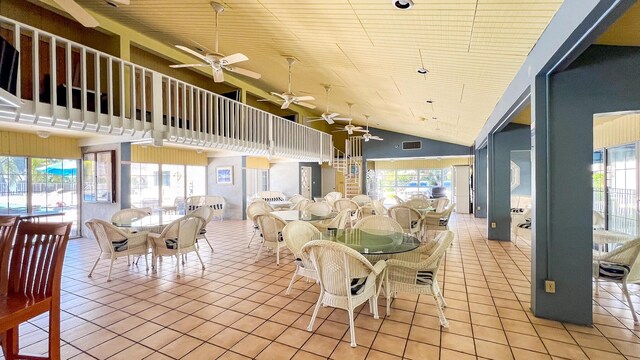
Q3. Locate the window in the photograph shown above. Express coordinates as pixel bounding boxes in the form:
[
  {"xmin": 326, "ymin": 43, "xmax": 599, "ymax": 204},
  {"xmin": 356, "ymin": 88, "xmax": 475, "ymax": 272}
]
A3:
[
  {"xmin": 186, "ymin": 166, "xmax": 207, "ymax": 197},
  {"xmin": 130, "ymin": 163, "xmax": 207, "ymax": 210},
  {"xmin": 83, "ymin": 151, "xmax": 115, "ymax": 203},
  {"xmin": 0, "ymin": 156, "xmax": 27, "ymax": 214},
  {"xmin": 245, "ymin": 168, "xmax": 269, "ymax": 199},
  {"xmin": 130, "ymin": 163, "xmax": 160, "ymax": 208},
  {"xmin": 376, "ymin": 167, "xmax": 451, "ymax": 206}
]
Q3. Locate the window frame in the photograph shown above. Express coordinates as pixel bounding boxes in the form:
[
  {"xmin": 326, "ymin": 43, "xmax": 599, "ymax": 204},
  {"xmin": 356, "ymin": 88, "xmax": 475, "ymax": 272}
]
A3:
[{"xmin": 82, "ymin": 150, "xmax": 116, "ymax": 203}]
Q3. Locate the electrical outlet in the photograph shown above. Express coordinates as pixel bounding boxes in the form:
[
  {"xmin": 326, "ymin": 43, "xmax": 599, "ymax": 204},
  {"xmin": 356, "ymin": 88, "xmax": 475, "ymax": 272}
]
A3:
[
  {"xmin": 477, "ymin": 206, "xmax": 481, "ymax": 210},
  {"xmin": 545, "ymin": 280, "xmax": 556, "ymax": 293},
  {"xmin": 491, "ymin": 222, "xmax": 497, "ymax": 228}
]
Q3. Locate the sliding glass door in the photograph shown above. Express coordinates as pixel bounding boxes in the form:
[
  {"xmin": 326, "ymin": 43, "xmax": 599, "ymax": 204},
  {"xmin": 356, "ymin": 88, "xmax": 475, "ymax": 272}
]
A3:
[
  {"xmin": 605, "ymin": 144, "xmax": 638, "ymax": 236},
  {"xmin": 0, "ymin": 156, "xmax": 27, "ymax": 214},
  {"xmin": 131, "ymin": 163, "xmax": 207, "ymax": 210}
]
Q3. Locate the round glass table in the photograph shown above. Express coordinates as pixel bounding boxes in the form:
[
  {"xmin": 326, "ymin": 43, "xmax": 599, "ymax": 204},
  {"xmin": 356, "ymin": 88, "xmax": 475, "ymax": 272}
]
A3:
[
  {"xmin": 313, "ymin": 229, "xmax": 421, "ymax": 255},
  {"xmin": 112, "ymin": 214, "xmax": 184, "ymax": 233},
  {"xmin": 272, "ymin": 210, "xmax": 337, "ymax": 222}
]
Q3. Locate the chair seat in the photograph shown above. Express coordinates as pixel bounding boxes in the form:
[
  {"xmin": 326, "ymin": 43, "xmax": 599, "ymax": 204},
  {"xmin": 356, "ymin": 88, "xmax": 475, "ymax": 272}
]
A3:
[
  {"xmin": 511, "ymin": 208, "xmax": 525, "ymax": 213},
  {"xmin": 350, "ymin": 278, "xmax": 367, "ymax": 295},
  {"xmin": 598, "ymin": 262, "xmax": 630, "ymax": 280},
  {"xmin": 416, "ymin": 270, "xmax": 434, "ymax": 285},
  {"xmin": 199, "ymin": 228, "xmax": 207, "ymax": 235},
  {"xmin": 112, "ymin": 239, "xmax": 129, "ymax": 252},
  {"xmin": 0, "ymin": 295, "xmax": 52, "ymax": 332},
  {"xmin": 517, "ymin": 220, "xmax": 531, "ymax": 229}
]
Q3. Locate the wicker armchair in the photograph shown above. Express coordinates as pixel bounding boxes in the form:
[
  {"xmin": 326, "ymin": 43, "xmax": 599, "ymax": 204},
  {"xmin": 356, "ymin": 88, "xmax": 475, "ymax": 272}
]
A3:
[
  {"xmin": 371, "ymin": 200, "xmax": 387, "ymax": 216},
  {"xmin": 359, "ymin": 205, "xmax": 375, "ymax": 218},
  {"xmin": 190, "ymin": 206, "xmax": 215, "ymax": 251},
  {"xmin": 306, "ymin": 202, "xmax": 333, "ymax": 216},
  {"xmin": 111, "ymin": 208, "xmax": 150, "ymax": 224},
  {"xmin": 392, "ymin": 194, "xmax": 405, "ymax": 205},
  {"xmin": 163, "ymin": 196, "xmax": 185, "ymax": 215},
  {"xmin": 246, "ymin": 200, "xmax": 274, "ymax": 248},
  {"xmin": 85, "ymin": 219, "xmax": 149, "ymax": 281},
  {"xmin": 185, "ymin": 195, "xmax": 205, "ymax": 212},
  {"xmin": 148, "ymin": 215, "xmax": 205, "ymax": 276},
  {"xmin": 313, "ymin": 209, "xmax": 352, "ymax": 232},
  {"xmin": 282, "ymin": 221, "xmax": 321, "ymax": 295},
  {"xmin": 254, "ymin": 213, "xmax": 288, "ymax": 265},
  {"xmin": 204, "ymin": 195, "xmax": 226, "ymax": 221},
  {"xmin": 512, "ymin": 208, "xmax": 532, "ymax": 246},
  {"xmin": 386, "ymin": 230, "xmax": 454, "ymax": 327},
  {"xmin": 404, "ymin": 198, "xmax": 433, "ymax": 210},
  {"xmin": 593, "ymin": 210, "xmax": 605, "ymax": 230},
  {"xmin": 289, "ymin": 194, "xmax": 305, "ymax": 204},
  {"xmin": 290, "ymin": 198, "xmax": 311, "ymax": 211},
  {"xmin": 423, "ymin": 203, "xmax": 455, "ymax": 233},
  {"xmin": 593, "ymin": 237, "xmax": 640, "ymax": 323},
  {"xmin": 334, "ymin": 199, "xmax": 360, "ymax": 226},
  {"xmin": 324, "ymin": 192, "xmax": 342, "ymax": 207},
  {"xmin": 354, "ymin": 215, "xmax": 403, "ymax": 234},
  {"xmin": 352, "ymin": 194, "xmax": 372, "ymax": 206},
  {"xmin": 388, "ymin": 205, "xmax": 422, "ymax": 235},
  {"xmin": 302, "ymin": 240, "xmax": 386, "ymax": 347},
  {"xmin": 435, "ymin": 198, "xmax": 450, "ymax": 213},
  {"xmin": 408, "ymin": 193, "xmax": 430, "ymax": 201}
]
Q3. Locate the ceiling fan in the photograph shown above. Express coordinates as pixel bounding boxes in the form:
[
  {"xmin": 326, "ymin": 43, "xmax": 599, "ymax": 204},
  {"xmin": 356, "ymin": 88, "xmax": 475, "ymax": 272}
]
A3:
[
  {"xmin": 361, "ymin": 115, "xmax": 384, "ymax": 142},
  {"xmin": 170, "ymin": 2, "xmax": 261, "ymax": 83},
  {"xmin": 332, "ymin": 104, "xmax": 366, "ymax": 135},
  {"xmin": 269, "ymin": 57, "xmax": 315, "ymax": 110},
  {"xmin": 42, "ymin": 0, "xmax": 129, "ymax": 28},
  {"xmin": 306, "ymin": 85, "xmax": 351, "ymax": 125}
]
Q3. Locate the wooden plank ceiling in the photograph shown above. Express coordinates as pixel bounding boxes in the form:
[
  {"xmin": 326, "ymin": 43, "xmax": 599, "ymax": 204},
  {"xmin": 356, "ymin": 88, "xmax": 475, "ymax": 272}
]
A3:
[{"xmin": 78, "ymin": 0, "xmax": 562, "ymax": 145}]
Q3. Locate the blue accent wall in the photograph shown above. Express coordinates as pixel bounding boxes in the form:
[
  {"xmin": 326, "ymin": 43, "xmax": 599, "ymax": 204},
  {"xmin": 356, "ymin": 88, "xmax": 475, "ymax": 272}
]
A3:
[
  {"xmin": 120, "ymin": 143, "xmax": 131, "ymax": 209},
  {"xmin": 474, "ymin": 147, "xmax": 487, "ymax": 218},
  {"xmin": 511, "ymin": 150, "xmax": 531, "ymax": 196}
]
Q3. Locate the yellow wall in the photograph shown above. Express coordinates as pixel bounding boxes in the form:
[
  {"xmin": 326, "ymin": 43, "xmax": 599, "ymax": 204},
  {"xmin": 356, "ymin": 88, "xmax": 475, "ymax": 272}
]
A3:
[
  {"xmin": 373, "ymin": 157, "xmax": 472, "ymax": 170},
  {"xmin": 512, "ymin": 104, "xmax": 531, "ymax": 125},
  {"xmin": 246, "ymin": 156, "xmax": 270, "ymax": 169},
  {"xmin": 131, "ymin": 145, "xmax": 208, "ymax": 166},
  {"xmin": 0, "ymin": 130, "xmax": 81, "ymax": 159},
  {"xmin": 594, "ymin": 113, "xmax": 640, "ymax": 149}
]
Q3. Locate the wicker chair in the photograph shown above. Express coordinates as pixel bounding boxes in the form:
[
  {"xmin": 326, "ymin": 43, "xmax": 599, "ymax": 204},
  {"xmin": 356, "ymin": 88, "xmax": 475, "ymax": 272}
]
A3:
[
  {"xmin": 352, "ymin": 194, "xmax": 372, "ymax": 206},
  {"xmin": 435, "ymin": 198, "xmax": 450, "ymax": 213},
  {"xmin": 388, "ymin": 205, "xmax": 422, "ymax": 235},
  {"xmin": 185, "ymin": 195, "xmax": 205, "ymax": 212},
  {"xmin": 204, "ymin": 195, "xmax": 226, "ymax": 221},
  {"xmin": 334, "ymin": 199, "xmax": 360, "ymax": 226},
  {"xmin": 386, "ymin": 230, "xmax": 454, "ymax": 327},
  {"xmin": 313, "ymin": 209, "xmax": 352, "ymax": 232},
  {"xmin": 290, "ymin": 198, "xmax": 311, "ymax": 211},
  {"xmin": 163, "ymin": 196, "xmax": 185, "ymax": 215},
  {"xmin": 302, "ymin": 240, "xmax": 386, "ymax": 347},
  {"xmin": 306, "ymin": 202, "xmax": 333, "ymax": 216},
  {"xmin": 85, "ymin": 219, "xmax": 149, "ymax": 281},
  {"xmin": 254, "ymin": 213, "xmax": 287, "ymax": 265},
  {"xmin": 404, "ymin": 198, "xmax": 432, "ymax": 210},
  {"xmin": 423, "ymin": 203, "xmax": 455, "ymax": 233},
  {"xmin": 324, "ymin": 192, "xmax": 342, "ymax": 207},
  {"xmin": 512, "ymin": 208, "xmax": 532, "ymax": 246},
  {"xmin": 282, "ymin": 221, "xmax": 321, "ymax": 295},
  {"xmin": 111, "ymin": 208, "xmax": 150, "ymax": 224},
  {"xmin": 408, "ymin": 193, "xmax": 430, "ymax": 201},
  {"xmin": 392, "ymin": 194, "xmax": 405, "ymax": 205},
  {"xmin": 593, "ymin": 210, "xmax": 605, "ymax": 230},
  {"xmin": 354, "ymin": 215, "xmax": 403, "ymax": 234},
  {"xmin": 148, "ymin": 214, "xmax": 205, "ymax": 276},
  {"xmin": 359, "ymin": 205, "xmax": 375, "ymax": 218},
  {"xmin": 371, "ymin": 200, "xmax": 387, "ymax": 216},
  {"xmin": 593, "ymin": 237, "xmax": 640, "ymax": 324},
  {"xmin": 190, "ymin": 206, "xmax": 215, "ymax": 251},
  {"xmin": 289, "ymin": 194, "xmax": 305, "ymax": 204},
  {"xmin": 246, "ymin": 201, "xmax": 274, "ymax": 248}
]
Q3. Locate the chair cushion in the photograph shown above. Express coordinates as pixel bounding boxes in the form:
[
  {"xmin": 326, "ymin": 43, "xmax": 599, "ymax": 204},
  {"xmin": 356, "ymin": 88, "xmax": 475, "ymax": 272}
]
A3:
[
  {"xmin": 210, "ymin": 204, "xmax": 224, "ymax": 210},
  {"xmin": 165, "ymin": 238, "xmax": 178, "ymax": 250},
  {"xmin": 517, "ymin": 220, "xmax": 531, "ymax": 229},
  {"xmin": 598, "ymin": 262, "xmax": 630, "ymax": 280},
  {"xmin": 416, "ymin": 270, "xmax": 434, "ymax": 285},
  {"xmin": 112, "ymin": 239, "xmax": 128, "ymax": 252},
  {"xmin": 350, "ymin": 278, "xmax": 367, "ymax": 295},
  {"xmin": 199, "ymin": 229, "xmax": 207, "ymax": 235},
  {"xmin": 511, "ymin": 208, "xmax": 526, "ymax": 213},
  {"xmin": 411, "ymin": 220, "xmax": 420, "ymax": 228},
  {"xmin": 439, "ymin": 219, "xmax": 449, "ymax": 226}
]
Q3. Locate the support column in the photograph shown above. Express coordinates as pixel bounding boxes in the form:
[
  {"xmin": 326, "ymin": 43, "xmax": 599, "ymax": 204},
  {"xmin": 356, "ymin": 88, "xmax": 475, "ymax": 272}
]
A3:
[
  {"xmin": 120, "ymin": 142, "xmax": 131, "ymax": 209},
  {"xmin": 474, "ymin": 147, "xmax": 487, "ymax": 218}
]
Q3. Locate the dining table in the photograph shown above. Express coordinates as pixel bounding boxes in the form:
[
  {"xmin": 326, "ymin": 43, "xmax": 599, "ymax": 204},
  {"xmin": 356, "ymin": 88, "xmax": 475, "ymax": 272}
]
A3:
[
  {"xmin": 112, "ymin": 213, "xmax": 184, "ymax": 233},
  {"xmin": 272, "ymin": 210, "xmax": 337, "ymax": 222},
  {"xmin": 313, "ymin": 228, "xmax": 421, "ymax": 256},
  {"xmin": 268, "ymin": 200, "xmax": 293, "ymax": 209},
  {"xmin": 593, "ymin": 229, "xmax": 633, "ymax": 254}
]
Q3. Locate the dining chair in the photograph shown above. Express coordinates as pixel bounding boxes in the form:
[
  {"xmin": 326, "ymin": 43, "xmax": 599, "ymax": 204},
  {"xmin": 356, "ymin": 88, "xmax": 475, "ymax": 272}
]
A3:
[
  {"xmin": 282, "ymin": 221, "xmax": 320, "ymax": 295},
  {"xmin": 290, "ymin": 198, "xmax": 311, "ymax": 211},
  {"xmin": 190, "ymin": 206, "xmax": 215, "ymax": 251},
  {"xmin": 148, "ymin": 214, "xmax": 205, "ymax": 276},
  {"xmin": 289, "ymin": 194, "xmax": 305, "ymax": 204},
  {"xmin": 204, "ymin": 195, "xmax": 226, "ymax": 221},
  {"xmin": 305, "ymin": 202, "xmax": 333, "ymax": 216},
  {"xmin": 334, "ymin": 199, "xmax": 360, "ymax": 226},
  {"xmin": 246, "ymin": 200, "xmax": 274, "ymax": 248},
  {"xmin": 359, "ymin": 204, "xmax": 375, "ymax": 218},
  {"xmin": 111, "ymin": 208, "xmax": 150, "ymax": 224},
  {"xmin": 254, "ymin": 213, "xmax": 287, "ymax": 265},
  {"xmin": 185, "ymin": 196, "xmax": 205, "ymax": 212},
  {"xmin": 593, "ymin": 237, "xmax": 640, "ymax": 324},
  {"xmin": 0, "ymin": 221, "xmax": 71, "ymax": 360},
  {"xmin": 422, "ymin": 203, "xmax": 456, "ymax": 236},
  {"xmin": 312, "ymin": 209, "xmax": 351, "ymax": 232},
  {"xmin": 163, "ymin": 197, "xmax": 185, "ymax": 215},
  {"xmin": 387, "ymin": 205, "xmax": 422, "ymax": 236},
  {"xmin": 512, "ymin": 208, "xmax": 531, "ymax": 246},
  {"xmin": 85, "ymin": 219, "xmax": 150, "ymax": 281},
  {"xmin": 352, "ymin": 194, "xmax": 372, "ymax": 205},
  {"xmin": 324, "ymin": 192, "xmax": 342, "ymax": 207},
  {"xmin": 385, "ymin": 230, "xmax": 454, "ymax": 327},
  {"xmin": 354, "ymin": 215, "xmax": 403, "ymax": 234},
  {"xmin": 0, "ymin": 216, "xmax": 19, "ymax": 295},
  {"xmin": 435, "ymin": 198, "xmax": 449, "ymax": 213},
  {"xmin": 302, "ymin": 240, "xmax": 386, "ymax": 347},
  {"xmin": 371, "ymin": 200, "xmax": 387, "ymax": 216}
]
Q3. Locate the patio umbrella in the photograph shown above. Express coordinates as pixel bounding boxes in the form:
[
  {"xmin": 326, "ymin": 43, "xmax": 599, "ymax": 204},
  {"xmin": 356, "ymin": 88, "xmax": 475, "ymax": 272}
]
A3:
[{"xmin": 35, "ymin": 160, "xmax": 78, "ymax": 176}]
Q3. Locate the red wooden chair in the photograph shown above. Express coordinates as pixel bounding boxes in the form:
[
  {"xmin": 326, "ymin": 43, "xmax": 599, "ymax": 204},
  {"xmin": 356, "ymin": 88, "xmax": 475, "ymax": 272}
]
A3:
[
  {"xmin": 0, "ymin": 221, "xmax": 71, "ymax": 360},
  {"xmin": 0, "ymin": 216, "xmax": 19, "ymax": 295}
]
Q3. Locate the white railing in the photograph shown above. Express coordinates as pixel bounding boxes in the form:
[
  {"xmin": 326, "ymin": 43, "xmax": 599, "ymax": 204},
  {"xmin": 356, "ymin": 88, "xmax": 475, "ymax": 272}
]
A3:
[{"xmin": 0, "ymin": 16, "xmax": 331, "ymax": 162}]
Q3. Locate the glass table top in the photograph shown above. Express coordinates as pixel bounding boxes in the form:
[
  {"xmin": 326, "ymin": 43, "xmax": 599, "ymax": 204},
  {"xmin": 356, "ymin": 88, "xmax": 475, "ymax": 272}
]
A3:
[
  {"xmin": 113, "ymin": 214, "xmax": 184, "ymax": 228},
  {"xmin": 313, "ymin": 229, "xmax": 421, "ymax": 255},
  {"xmin": 272, "ymin": 210, "xmax": 337, "ymax": 222}
]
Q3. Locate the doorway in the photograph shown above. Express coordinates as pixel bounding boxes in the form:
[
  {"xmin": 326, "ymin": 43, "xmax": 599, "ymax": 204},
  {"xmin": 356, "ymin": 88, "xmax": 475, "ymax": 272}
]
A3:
[
  {"xmin": 321, "ymin": 167, "xmax": 336, "ymax": 196},
  {"xmin": 301, "ymin": 166, "xmax": 312, "ymax": 199}
]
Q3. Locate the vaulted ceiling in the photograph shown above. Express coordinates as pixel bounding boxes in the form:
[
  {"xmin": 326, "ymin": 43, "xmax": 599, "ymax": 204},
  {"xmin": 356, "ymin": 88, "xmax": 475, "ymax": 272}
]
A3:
[{"xmin": 75, "ymin": 0, "xmax": 563, "ymax": 145}]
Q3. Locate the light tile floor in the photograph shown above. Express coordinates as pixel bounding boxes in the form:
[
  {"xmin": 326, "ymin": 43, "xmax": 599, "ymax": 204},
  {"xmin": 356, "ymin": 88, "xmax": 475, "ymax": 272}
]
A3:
[{"xmin": 2, "ymin": 214, "xmax": 639, "ymax": 359}]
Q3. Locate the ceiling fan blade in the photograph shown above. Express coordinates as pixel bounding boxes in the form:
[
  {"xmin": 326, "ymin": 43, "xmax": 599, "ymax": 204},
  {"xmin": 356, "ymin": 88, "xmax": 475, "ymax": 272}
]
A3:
[
  {"xmin": 371, "ymin": 137, "xmax": 384, "ymax": 141},
  {"xmin": 213, "ymin": 69, "xmax": 224, "ymax": 83},
  {"xmin": 328, "ymin": 113, "xmax": 340, "ymax": 118},
  {"xmin": 110, "ymin": 0, "xmax": 130, "ymax": 4},
  {"xmin": 295, "ymin": 101, "xmax": 316, "ymax": 109},
  {"xmin": 52, "ymin": 0, "xmax": 100, "ymax": 27},
  {"xmin": 169, "ymin": 63, "xmax": 208, "ymax": 68},
  {"xmin": 333, "ymin": 118, "xmax": 352, "ymax": 122},
  {"xmin": 175, "ymin": 45, "xmax": 210, "ymax": 62},
  {"xmin": 295, "ymin": 96, "xmax": 315, "ymax": 102},
  {"xmin": 281, "ymin": 100, "xmax": 292, "ymax": 110},
  {"xmin": 324, "ymin": 117, "xmax": 335, "ymax": 125},
  {"xmin": 305, "ymin": 118, "xmax": 324, "ymax": 121},
  {"xmin": 352, "ymin": 129, "xmax": 367, "ymax": 133},
  {"xmin": 221, "ymin": 53, "xmax": 249, "ymax": 66},
  {"xmin": 226, "ymin": 66, "xmax": 261, "ymax": 79},
  {"xmin": 332, "ymin": 129, "xmax": 348, "ymax": 133},
  {"xmin": 270, "ymin": 92, "xmax": 286, "ymax": 100}
]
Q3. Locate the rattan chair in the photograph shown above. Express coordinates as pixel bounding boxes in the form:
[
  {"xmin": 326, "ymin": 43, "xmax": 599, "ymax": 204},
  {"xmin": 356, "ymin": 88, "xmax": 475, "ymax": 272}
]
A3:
[
  {"xmin": 352, "ymin": 194, "xmax": 372, "ymax": 205},
  {"xmin": 435, "ymin": 198, "xmax": 450, "ymax": 213},
  {"xmin": 247, "ymin": 200, "xmax": 274, "ymax": 248},
  {"xmin": 305, "ymin": 202, "xmax": 333, "ymax": 216},
  {"xmin": 163, "ymin": 196, "xmax": 185, "ymax": 215},
  {"xmin": 111, "ymin": 208, "xmax": 150, "ymax": 224},
  {"xmin": 282, "ymin": 221, "xmax": 321, "ymax": 295},
  {"xmin": 290, "ymin": 198, "xmax": 311, "ymax": 211},
  {"xmin": 334, "ymin": 199, "xmax": 360, "ymax": 226},
  {"xmin": 85, "ymin": 219, "xmax": 150, "ymax": 281},
  {"xmin": 148, "ymin": 214, "xmax": 205, "ymax": 276},
  {"xmin": 254, "ymin": 213, "xmax": 288, "ymax": 265},
  {"xmin": 185, "ymin": 195, "xmax": 205, "ymax": 212},
  {"xmin": 388, "ymin": 205, "xmax": 422, "ymax": 235},
  {"xmin": 302, "ymin": 240, "xmax": 386, "ymax": 347},
  {"xmin": 190, "ymin": 206, "xmax": 215, "ymax": 251},
  {"xmin": 204, "ymin": 195, "xmax": 226, "ymax": 221},
  {"xmin": 386, "ymin": 230, "xmax": 454, "ymax": 327},
  {"xmin": 354, "ymin": 215, "xmax": 403, "ymax": 234},
  {"xmin": 324, "ymin": 192, "xmax": 342, "ymax": 207},
  {"xmin": 593, "ymin": 237, "xmax": 640, "ymax": 324},
  {"xmin": 423, "ymin": 203, "xmax": 455, "ymax": 233},
  {"xmin": 371, "ymin": 200, "xmax": 387, "ymax": 216},
  {"xmin": 313, "ymin": 209, "xmax": 351, "ymax": 232},
  {"xmin": 289, "ymin": 194, "xmax": 305, "ymax": 204}
]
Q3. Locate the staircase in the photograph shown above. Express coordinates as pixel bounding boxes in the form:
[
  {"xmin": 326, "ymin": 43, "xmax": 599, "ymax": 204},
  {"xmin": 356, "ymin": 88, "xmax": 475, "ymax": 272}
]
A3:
[{"xmin": 332, "ymin": 137, "xmax": 363, "ymax": 198}]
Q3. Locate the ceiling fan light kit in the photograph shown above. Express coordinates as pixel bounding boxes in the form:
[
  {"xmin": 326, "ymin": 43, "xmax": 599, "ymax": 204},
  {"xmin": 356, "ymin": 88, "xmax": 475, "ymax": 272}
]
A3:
[{"xmin": 392, "ymin": 0, "xmax": 415, "ymax": 10}]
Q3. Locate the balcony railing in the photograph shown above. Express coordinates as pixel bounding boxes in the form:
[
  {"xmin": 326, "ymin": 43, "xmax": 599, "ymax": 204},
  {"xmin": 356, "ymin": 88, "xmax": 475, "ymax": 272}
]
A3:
[{"xmin": 0, "ymin": 16, "xmax": 332, "ymax": 162}]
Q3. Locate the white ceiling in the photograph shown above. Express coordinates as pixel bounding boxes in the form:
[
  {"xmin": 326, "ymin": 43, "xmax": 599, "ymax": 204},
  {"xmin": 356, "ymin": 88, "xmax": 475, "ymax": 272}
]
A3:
[{"xmin": 77, "ymin": 0, "xmax": 562, "ymax": 145}]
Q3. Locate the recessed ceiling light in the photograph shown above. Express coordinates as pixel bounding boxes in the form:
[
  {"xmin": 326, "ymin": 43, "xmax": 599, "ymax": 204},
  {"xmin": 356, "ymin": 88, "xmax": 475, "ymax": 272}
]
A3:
[
  {"xmin": 416, "ymin": 67, "xmax": 429, "ymax": 75},
  {"xmin": 432, "ymin": 117, "xmax": 438, "ymax": 120},
  {"xmin": 36, "ymin": 131, "xmax": 50, "ymax": 139},
  {"xmin": 426, "ymin": 100, "xmax": 434, "ymax": 104},
  {"xmin": 105, "ymin": 1, "xmax": 119, "ymax": 7},
  {"xmin": 392, "ymin": 0, "xmax": 414, "ymax": 10}
]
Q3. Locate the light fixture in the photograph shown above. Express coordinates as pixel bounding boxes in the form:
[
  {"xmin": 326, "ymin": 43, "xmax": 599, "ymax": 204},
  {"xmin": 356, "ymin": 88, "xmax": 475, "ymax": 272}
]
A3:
[
  {"xmin": 196, "ymin": 149, "xmax": 204, "ymax": 154},
  {"xmin": 392, "ymin": 0, "xmax": 414, "ymax": 10},
  {"xmin": 36, "ymin": 131, "xmax": 50, "ymax": 139},
  {"xmin": 416, "ymin": 67, "xmax": 429, "ymax": 75},
  {"xmin": 426, "ymin": 100, "xmax": 434, "ymax": 104},
  {"xmin": 105, "ymin": 1, "xmax": 119, "ymax": 7}
]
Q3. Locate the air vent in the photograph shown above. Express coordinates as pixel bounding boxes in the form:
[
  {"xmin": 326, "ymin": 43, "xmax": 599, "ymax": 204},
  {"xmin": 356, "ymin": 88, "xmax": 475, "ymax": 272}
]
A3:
[{"xmin": 402, "ymin": 141, "xmax": 422, "ymax": 150}]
